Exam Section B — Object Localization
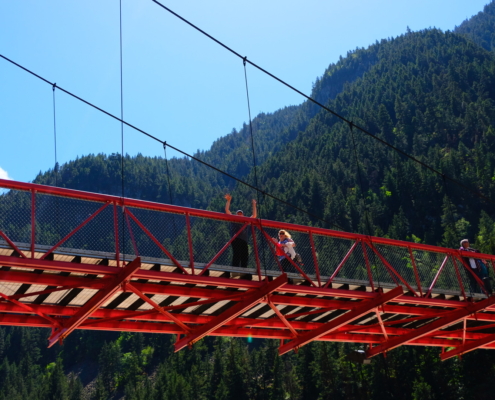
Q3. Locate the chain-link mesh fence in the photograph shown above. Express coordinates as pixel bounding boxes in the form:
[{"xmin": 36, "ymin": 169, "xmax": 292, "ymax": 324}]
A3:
[{"xmin": 0, "ymin": 186, "xmax": 490, "ymax": 297}]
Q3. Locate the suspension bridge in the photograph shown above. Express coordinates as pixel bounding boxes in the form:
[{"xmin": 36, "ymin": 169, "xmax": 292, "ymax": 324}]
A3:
[{"xmin": 0, "ymin": 178, "xmax": 494, "ymax": 360}]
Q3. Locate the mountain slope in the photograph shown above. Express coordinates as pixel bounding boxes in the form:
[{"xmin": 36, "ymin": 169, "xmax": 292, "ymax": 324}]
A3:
[
  {"xmin": 455, "ymin": 0, "xmax": 495, "ymax": 51},
  {"xmin": 234, "ymin": 28, "xmax": 495, "ymax": 249}
]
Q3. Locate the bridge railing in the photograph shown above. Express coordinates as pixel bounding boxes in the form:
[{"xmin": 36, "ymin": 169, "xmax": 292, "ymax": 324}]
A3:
[{"xmin": 0, "ymin": 179, "xmax": 493, "ymax": 298}]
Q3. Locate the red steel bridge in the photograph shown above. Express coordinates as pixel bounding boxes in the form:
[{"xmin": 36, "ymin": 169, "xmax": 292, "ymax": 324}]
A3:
[{"xmin": 1, "ymin": 179, "xmax": 495, "ymax": 360}]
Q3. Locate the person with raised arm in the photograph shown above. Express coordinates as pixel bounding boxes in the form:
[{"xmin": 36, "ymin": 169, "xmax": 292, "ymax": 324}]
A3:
[{"xmin": 224, "ymin": 194, "xmax": 257, "ymax": 268}]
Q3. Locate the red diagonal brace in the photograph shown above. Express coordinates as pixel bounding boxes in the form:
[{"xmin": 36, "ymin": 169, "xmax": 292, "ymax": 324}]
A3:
[
  {"xmin": 440, "ymin": 331, "xmax": 495, "ymax": 361},
  {"xmin": 47, "ymin": 257, "xmax": 142, "ymax": 347},
  {"xmin": 41, "ymin": 202, "xmax": 110, "ymax": 260},
  {"xmin": 0, "ymin": 230, "xmax": 28, "ymax": 258},
  {"xmin": 268, "ymin": 299, "xmax": 298, "ymax": 338},
  {"xmin": 425, "ymin": 255, "xmax": 449, "ymax": 298},
  {"xmin": 367, "ymin": 294, "xmax": 495, "ymax": 358},
  {"xmin": 367, "ymin": 243, "xmax": 418, "ymax": 296},
  {"xmin": 125, "ymin": 209, "xmax": 187, "ymax": 274},
  {"xmin": 0, "ymin": 291, "xmax": 61, "ymax": 328},
  {"xmin": 174, "ymin": 273, "xmax": 288, "ymax": 352},
  {"xmin": 278, "ymin": 286, "xmax": 404, "ymax": 355},
  {"xmin": 126, "ymin": 282, "xmax": 192, "ymax": 333}
]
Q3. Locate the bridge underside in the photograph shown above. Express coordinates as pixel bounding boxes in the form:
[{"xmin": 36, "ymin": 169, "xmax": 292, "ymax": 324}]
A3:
[{"xmin": 1, "ymin": 243, "xmax": 495, "ymax": 360}]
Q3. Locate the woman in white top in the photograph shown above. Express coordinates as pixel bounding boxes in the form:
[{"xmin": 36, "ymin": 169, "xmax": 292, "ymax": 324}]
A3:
[{"xmin": 272, "ymin": 230, "xmax": 296, "ymax": 272}]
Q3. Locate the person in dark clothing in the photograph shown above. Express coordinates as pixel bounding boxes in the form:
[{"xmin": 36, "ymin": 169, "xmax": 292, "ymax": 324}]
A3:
[
  {"xmin": 459, "ymin": 239, "xmax": 493, "ymax": 295},
  {"xmin": 224, "ymin": 194, "xmax": 257, "ymax": 268}
]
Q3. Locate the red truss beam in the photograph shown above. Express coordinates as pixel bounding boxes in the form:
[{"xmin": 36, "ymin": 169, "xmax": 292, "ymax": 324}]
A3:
[
  {"xmin": 278, "ymin": 286, "xmax": 404, "ymax": 355},
  {"xmin": 124, "ymin": 208, "xmax": 187, "ymax": 274},
  {"xmin": 40, "ymin": 202, "xmax": 110, "ymax": 260},
  {"xmin": 1, "ymin": 312, "xmax": 482, "ymax": 350},
  {"xmin": 0, "ymin": 291, "xmax": 61, "ymax": 328},
  {"xmin": 440, "ymin": 332, "xmax": 495, "ymax": 361},
  {"xmin": 2, "ymin": 177, "xmax": 495, "ymax": 267},
  {"xmin": 47, "ymin": 257, "xmax": 142, "ymax": 347},
  {"xmin": 366, "ymin": 295, "xmax": 495, "ymax": 358},
  {"xmin": 2, "ymin": 267, "xmax": 495, "ymax": 316},
  {"xmin": 174, "ymin": 273, "xmax": 288, "ymax": 352},
  {"xmin": 0, "ymin": 301, "xmax": 461, "ymax": 333},
  {"xmin": 126, "ymin": 282, "xmax": 192, "ymax": 333},
  {"xmin": 0, "ymin": 230, "xmax": 28, "ymax": 258}
]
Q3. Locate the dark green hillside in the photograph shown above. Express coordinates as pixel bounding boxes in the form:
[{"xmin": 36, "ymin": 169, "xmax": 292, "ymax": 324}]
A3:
[
  {"xmin": 233, "ymin": 28, "xmax": 495, "ymax": 251},
  {"xmin": 455, "ymin": 1, "xmax": 495, "ymax": 51}
]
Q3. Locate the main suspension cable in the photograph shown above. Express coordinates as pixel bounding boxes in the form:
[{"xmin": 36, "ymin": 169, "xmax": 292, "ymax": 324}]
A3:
[
  {"xmin": 151, "ymin": 0, "xmax": 494, "ymax": 209},
  {"xmin": 0, "ymin": 54, "xmax": 344, "ymax": 231}
]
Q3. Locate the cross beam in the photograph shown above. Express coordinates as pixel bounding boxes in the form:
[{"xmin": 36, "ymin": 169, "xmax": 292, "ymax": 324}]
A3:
[
  {"xmin": 47, "ymin": 257, "xmax": 142, "ymax": 347},
  {"xmin": 440, "ymin": 332, "xmax": 495, "ymax": 360},
  {"xmin": 174, "ymin": 273, "xmax": 288, "ymax": 352},
  {"xmin": 366, "ymin": 295, "xmax": 495, "ymax": 358},
  {"xmin": 278, "ymin": 286, "xmax": 404, "ymax": 355}
]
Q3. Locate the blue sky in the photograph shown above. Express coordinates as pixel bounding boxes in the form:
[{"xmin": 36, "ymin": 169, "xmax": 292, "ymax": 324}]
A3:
[{"xmin": 0, "ymin": 0, "xmax": 490, "ymax": 183}]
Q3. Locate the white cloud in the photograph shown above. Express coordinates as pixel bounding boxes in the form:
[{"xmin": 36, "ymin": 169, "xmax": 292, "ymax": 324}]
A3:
[
  {"xmin": 0, "ymin": 167, "xmax": 11, "ymax": 194},
  {"xmin": 0, "ymin": 167, "xmax": 11, "ymax": 180}
]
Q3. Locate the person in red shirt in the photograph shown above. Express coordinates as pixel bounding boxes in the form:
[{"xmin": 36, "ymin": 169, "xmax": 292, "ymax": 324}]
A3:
[{"xmin": 272, "ymin": 230, "xmax": 296, "ymax": 273}]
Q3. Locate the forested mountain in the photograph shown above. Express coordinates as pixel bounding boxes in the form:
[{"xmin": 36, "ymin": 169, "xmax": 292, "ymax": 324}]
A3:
[
  {"xmin": 6, "ymin": 2, "xmax": 495, "ymax": 399},
  {"xmin": 243, "ymin": 27, "xmax": 495, "ymax": 247},
  {"xmin": 456, "ymin": 1, "xmax": 495, "ymax": 51}
]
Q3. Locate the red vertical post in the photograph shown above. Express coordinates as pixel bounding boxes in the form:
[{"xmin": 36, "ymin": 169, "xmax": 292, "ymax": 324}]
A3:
[
  {"xmin": 408, "ymin": 247, "xmax": 423, "ymax": 297},
  {"xmin": 251, "ymin": 224, "xmax": 262, "ymax": 281},
  {"xmin": 30, "ymin": 189, "xmax": 36, "ymax": 258},
  {"xmin": 113, "ymin": 201, "xmax": 121, "ymax": 267},
  {"xmin": 186, "ymin": 214, "xmax": 194, "ymax": 273},
  {"xmin": 361, "ymin": 240, "xmax": 375, "ymax": 291},
  {"xmin": 309, "ymin": 232, "xmax": 321, "ymax": 287}
]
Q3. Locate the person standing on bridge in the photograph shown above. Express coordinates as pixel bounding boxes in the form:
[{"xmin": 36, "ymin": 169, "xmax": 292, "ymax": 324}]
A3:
[
  {"xmin": 459, "ymin": 239, "xmax": 493, "ymax": 295},
  {"xmin": 224, "ymin": 194, "xmax": 257, "ymax": 268}
]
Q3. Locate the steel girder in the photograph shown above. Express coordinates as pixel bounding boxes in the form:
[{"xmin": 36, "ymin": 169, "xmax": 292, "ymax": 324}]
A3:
[
  {"xmin": 174, "ymin": 273, "xmax": 288, "ymax": 351},
  {"xmin": 278, "ymin": 286, "xmax": 404, "ymax": 355},
  {"xmin": 366, "ymin": 295, "xmax": 495, "ymax": 358},
  {"xmin": 440, "ymin": 332, "xmax": 495, "ymax": 360},
  {"xmin": 47, "ymin": 257, "xmax": 142, "ymax": 347}
]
